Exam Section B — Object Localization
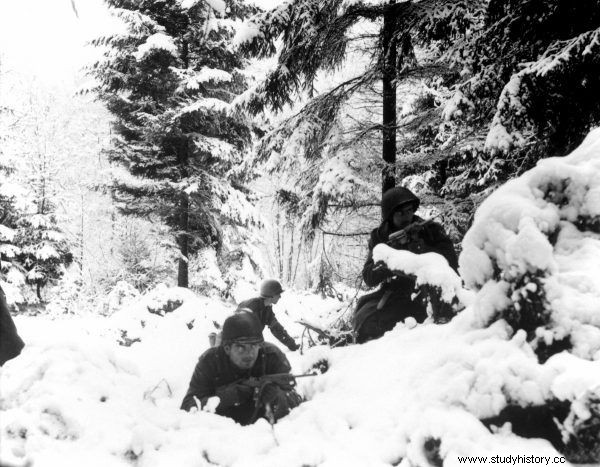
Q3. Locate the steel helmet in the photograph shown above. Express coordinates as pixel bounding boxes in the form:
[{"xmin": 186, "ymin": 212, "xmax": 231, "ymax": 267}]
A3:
[
  {"xmin": 221, "ymin": 312, "xmax": 264, "ymax": 345},
  {"xmin": 259, "ymin": 279, "xmax": 284, "ymax": 298},
  {"xmin": 381, "ymin": 186, "xmax": 420, "ymax": 221}
]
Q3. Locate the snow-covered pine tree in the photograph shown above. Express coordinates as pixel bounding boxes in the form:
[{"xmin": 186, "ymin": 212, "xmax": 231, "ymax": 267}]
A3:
[
  {"xmin": 14, "ymin": 209, "xmax": 72, "ymax": 302},
  {"xmin": 236, "ymin": 0, "xmax": 483, "ymax": 233},
  {"xmin": 0, "ymin": 156, "xmax": 69, "ymax": 305},
  {"xmin": 405, "ymin": 0, "xmax": 600, "ymax": 236},
  {"xmin": 88, "ymin": 0, "xmax": 260, "ymax": 287},
  {"xmin": 239, "ymin": 0, "xmax": 600, "ymax": 248},
  {"xmin": 475, "ymin": 0, "xmax": 600, "ymax": 156},
  {"xmin": 0, "ymin": 72, "xmax": 73, "ymax": 303},
  {"xmin": 231, "ymin": 0, "xmax": 483, "ymax": 290},
  {"xmin": 0, "ymin": 63, "xmax": 23, "ymax": 299},
  {"xmin": 0, "ymin": 160, "xmax": 25, "ymax": 301}
]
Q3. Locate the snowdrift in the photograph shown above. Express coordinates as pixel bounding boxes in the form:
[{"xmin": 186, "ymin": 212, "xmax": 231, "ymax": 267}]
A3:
[{"xmin": 3, "ymin": 130, "xmax": 600, "ymax": 466}]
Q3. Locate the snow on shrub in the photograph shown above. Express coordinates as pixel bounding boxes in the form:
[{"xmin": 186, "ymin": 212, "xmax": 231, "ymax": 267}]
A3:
[
  {"xmin": 103, "ymin": 281, "xmax": 140, "ymax": 316},
  {"xmin": 373, "ymin": 244, "xmax": 461, "ymax": 302},
  {"xmin": 461, "ymin": 128, "xmax": 600, "ymax": 361},
  {"xmin": 108, "ymin": 284, "xmax": 225, "ymax": 347},
  {"xmin": 372, "ymin": 243, "xmax": 466, "ymax": 322}
]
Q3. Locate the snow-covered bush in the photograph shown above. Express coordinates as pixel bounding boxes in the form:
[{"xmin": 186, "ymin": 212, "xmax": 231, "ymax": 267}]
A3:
[
  {"xmin": 456, "ymin": 129, "xmax": 600, "ymax": 461},
  {"xmin": 461, "ymin": 128, "xmax": 600, "ymax": 362},
  {"xmin": 190, "ymin": 248, "xmax": 228, "ymax": 297},
  {"xmin": 143, "ymin": 284, "xmax": 190, "ymax": 316},
  {"xmin": 190, "ymin": 245, "xmax": 263, "ymax": 303},
  {"xmin": 103, "ymin": 281, "xmax": 141, "ymax": 316},
  {"xmin": 373, "ymin": 242, "xmax": 465, "ymax": 322},
  {"xmin": 44, "ymin": 269, "xmax": 86, "ymax": 316},
  {"xmin": 115, "ymin": 222, "xmax": 173, "ymax": 293}
]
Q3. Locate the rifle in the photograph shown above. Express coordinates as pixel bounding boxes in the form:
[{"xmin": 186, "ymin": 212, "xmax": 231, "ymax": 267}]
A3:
[
  {"xmin": 370, "ymin": 219, "xmax": 434, "ymax": 289},
  {"xmin": 245, "ymin": 372, "xmax": 317, "ymax": 425},
  {"xmin": 298, "ymin": 319, "xmax": 354, "ymax": 348},
  {"xmin": 387, "ymin": 219, "xmax": 432, "ymax": 251},
  {"xmin": 216, "ymin": 372, "xmax": 316, "ymax": 399},
  {"xmin": 243, "ymin": 372, "xmax": 317, "ymax": 391}
]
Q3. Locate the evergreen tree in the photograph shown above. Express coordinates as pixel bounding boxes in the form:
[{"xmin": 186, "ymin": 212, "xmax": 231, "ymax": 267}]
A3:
[
  {"xmin": 0, "ymin": 63, "xmax": 21, "ymax": 294},
  {"xmin": 14, "ymin": 211, "xmax": 72, "ymax": 302},
  {"xmin": 89, "ymin": 0, "xmax": 260, "ymax": 287},
  {"xmin": 238, "ymin": 0, "xmax": 600, "ymax": 241},
  {"xmin": 0, "ymin": 84, "xmax": 74, "ymax": 302},
  {"xmin": 411, "ymin": 0, "xmax": 600, "ymax": 238},
  {"xmin": 236, "ymin": 0, "xmax": 482, "ymax": 230},
  {"xmin": 0, "ymin": 151, "xmax": 70, "ymax": 304},
  {"xmin": 0, "ymin": 160, "xmax": 25, "ymax": 299}
]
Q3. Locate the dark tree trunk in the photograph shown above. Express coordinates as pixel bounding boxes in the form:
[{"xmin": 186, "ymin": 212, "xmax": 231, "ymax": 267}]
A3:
[
  {"xmin": 381, "ymin": 0, "xmax": 398, "ymax": 207},
  {"xmin": 176, "ymin": 39, "xmax": 190, "ymax": 290},
  {"xmin": 177, "ymin": 193, "xmax": 189, "ymax": 288}
]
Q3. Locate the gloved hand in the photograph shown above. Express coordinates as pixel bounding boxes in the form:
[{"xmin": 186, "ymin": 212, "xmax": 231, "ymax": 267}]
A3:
[
  {"xmin": 259, "ymin": 382, "xmax": 281, "ymax": 406},
  {"xmin": 288, "ymin": 341, "xmax": 300, "ymax": 351},
  {"xmin": 215, "ymin": 382, "xmax": 254, "ymax": 408},
  {"xmin": 372, "ymin": 261, "xmax": 394, "ymax": 279}
]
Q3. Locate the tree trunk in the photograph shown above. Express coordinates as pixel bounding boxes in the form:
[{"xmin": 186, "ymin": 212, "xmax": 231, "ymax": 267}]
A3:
[
  {"xmin": 177, "ymin": 193, "xmax": 189, "ymax": 288},
  {"xmin": 275, "ymin": 209, "xmax": 283, "ymax": 278},
  {"xmin": 287, "ymin": 226, "xmax": 294, "ymax": 284},
  {"xmin": 381, "ymin": 0, "xmax": 398, "ymax": 208},
  {"xmin": 176, "ymin": 37, "xmax": 190, "ymax": 289}
]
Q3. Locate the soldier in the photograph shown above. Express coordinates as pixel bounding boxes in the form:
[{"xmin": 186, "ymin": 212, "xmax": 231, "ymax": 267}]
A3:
[
  {"xmin": 0, "ymin": 285, "xmax": 24, "ymax": 366},
  {"xmin": 237, "ymin": 279, "xmax": 299, "ymax": 351},
  {"xmin": 352, "ymin": 186, "xmax": 458, "ymax": 343},
  {"xmin": 181, "ymin": 312, "xmax": 301, "ymax": 425}
]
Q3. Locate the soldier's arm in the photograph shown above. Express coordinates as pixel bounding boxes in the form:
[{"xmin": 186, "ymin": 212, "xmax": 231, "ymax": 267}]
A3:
[
  {"xmin": 181, "ymin": 360, "xmax": 254, "ymax": 412},
  {"xmin": 268, "ymin": 316, "xmax": 298, "ymax": 351},
  {"xmin": 362, "ymin": 239, "xmax": 392, "ymax": 287},
  {"xmin": 180, "ymin": 360, "xmax": 213, "ymax": 412}
]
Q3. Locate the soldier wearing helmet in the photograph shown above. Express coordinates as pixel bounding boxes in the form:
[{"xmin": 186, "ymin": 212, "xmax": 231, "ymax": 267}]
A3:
[
  {"xmin": 236, "ymin": 279, "xmax": 299, "ymax": 351},
  {"xmin": 352, "ymin": 186, "xmax": 458, "ymax": 343},
  {"xmin": 181, "ymin": 312, "xmax": 301, "ymax": 425}
]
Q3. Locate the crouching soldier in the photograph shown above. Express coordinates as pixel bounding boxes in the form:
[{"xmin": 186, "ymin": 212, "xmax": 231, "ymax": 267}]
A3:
[
  {"xmin": 352, "ymin": 186, "xmax": 458, "ymax": 343},
  {"xmin": 237, "ymin": 279, "xmax": 299, "ymax": 351},
  {"xmin": 181, "ymin": 312, "xmax": 302, "ymax": 425}
]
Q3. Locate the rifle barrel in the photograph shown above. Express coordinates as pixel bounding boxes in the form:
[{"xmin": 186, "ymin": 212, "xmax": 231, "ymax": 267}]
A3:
[{"xmin": 292, "ymin": 372, "xmax": 318, "ymax": 378}]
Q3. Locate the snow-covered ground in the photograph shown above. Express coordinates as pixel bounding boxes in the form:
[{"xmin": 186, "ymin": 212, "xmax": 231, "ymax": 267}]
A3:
[
  {"xmin": 2, "ymin": 286, "xmax": 588, "ymax": 467},
  {"xmin": 3, "ymin": 130, "xmax": 600, "ymax": 466}
]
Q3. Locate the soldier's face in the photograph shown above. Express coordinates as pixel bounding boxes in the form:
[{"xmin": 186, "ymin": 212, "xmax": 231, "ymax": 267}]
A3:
[
  {"xmin": 225, "ymin": 342, "xmax": 260, "ymax": 370},
  {"xmin": 392, "ymin": 204, "xmax": 415, "ymax": 229},
  {"xmin": 265, "ymin": 293, "xmax": 281, "ymax": 306}
]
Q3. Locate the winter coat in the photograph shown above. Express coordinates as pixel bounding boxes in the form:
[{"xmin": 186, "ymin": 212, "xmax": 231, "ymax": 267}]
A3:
[
  {"xmin": 180, "ymin": 342, "xmax": 297, "ymax": 425},
  {"xmin": 237, "ymin": 298, "xmax": 297, "ymax": 351},
  {"xmin": 352, "ymin": 215, "xmax": 458, "ymax": 342},
  {"xmin": 0, "ymin": 286, "xmax": 25, "ymax": 366}
]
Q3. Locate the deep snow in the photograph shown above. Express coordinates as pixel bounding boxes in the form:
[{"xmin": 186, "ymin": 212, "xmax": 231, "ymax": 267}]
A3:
[{"xmin": 3, "ymin": 130, "xmax": 600, "ymax": 466}]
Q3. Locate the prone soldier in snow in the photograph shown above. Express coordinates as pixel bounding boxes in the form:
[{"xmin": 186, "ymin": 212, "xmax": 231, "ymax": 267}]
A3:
[
  {"xmin": 352, "ymin": 186, "xmax": 458, "ymax": 343},
  {"xmin": 181, "ymin": 312, "xmax": 301, "ymax": 425},
  {"xmin": 236, "ymin": 279, "xmax": 299, "ymax": 351}
]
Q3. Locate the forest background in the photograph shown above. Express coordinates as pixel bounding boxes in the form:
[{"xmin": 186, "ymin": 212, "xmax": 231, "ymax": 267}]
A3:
[{"xmin": 1, "ymin": 0, "xmax": 599, "ymax": 316}]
